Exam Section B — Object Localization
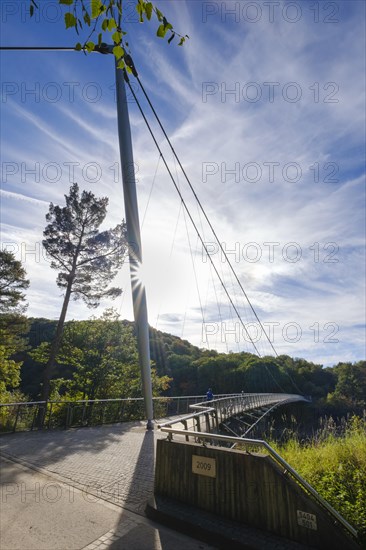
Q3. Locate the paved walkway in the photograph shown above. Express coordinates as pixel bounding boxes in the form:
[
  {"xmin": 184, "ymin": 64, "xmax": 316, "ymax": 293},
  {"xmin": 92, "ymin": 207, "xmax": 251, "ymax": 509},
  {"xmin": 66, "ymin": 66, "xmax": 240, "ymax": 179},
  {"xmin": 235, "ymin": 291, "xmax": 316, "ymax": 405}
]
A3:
[{"xmin": 0, "ymin": 421, "xmax": 214, "ymax": 550}]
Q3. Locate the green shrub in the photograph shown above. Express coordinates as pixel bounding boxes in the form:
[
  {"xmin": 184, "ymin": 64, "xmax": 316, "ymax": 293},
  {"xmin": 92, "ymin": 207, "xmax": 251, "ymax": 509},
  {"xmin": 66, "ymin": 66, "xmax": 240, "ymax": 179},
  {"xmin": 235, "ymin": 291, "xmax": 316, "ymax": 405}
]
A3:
[{"xmin": 271, "ymin": 415, "xmax": 366, "ymax": 537}]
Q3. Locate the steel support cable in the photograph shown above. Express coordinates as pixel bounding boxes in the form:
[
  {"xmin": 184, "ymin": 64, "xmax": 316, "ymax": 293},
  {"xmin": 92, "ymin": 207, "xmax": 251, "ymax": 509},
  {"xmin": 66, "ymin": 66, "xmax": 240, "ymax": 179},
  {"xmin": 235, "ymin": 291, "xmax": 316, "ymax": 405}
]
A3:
[
  {"xmin": 208, "ymin": 260, "xmax": 229, "ymax": 353},
  {"xmin": 173, "ymin": 158, "xmax": 206, "ymax": 342},
  {"xmin": 183, "ymin": 214, "xmax": 207, "ymax": 344},
  {"xmin": 141, "ymin": 153, "xmax": 161, "ymax": 228},
  {"xmin": 124, "ymin": 74, "xmax": 261, "ymax": 356},
  {"xmin": 0, "ymin": 46, "xmax": 77, "ymax": 50},
  {"xmin": 135, "ymin": 75, "xmax": 278, "ymax": 358},
  {"xmin": 154, "ymin": 184, "xmax": 183, "ymax": 332},
  {"xmin": 226, "ymin": 262, "xmax": 255, "ymax": 354},
  {"xmin": 120, "ymin": 135, "xmax": 161, "ymax": 318},
  {"xmin": 176, "ymin": 160, "xmax": 207, "ymax": 341}
]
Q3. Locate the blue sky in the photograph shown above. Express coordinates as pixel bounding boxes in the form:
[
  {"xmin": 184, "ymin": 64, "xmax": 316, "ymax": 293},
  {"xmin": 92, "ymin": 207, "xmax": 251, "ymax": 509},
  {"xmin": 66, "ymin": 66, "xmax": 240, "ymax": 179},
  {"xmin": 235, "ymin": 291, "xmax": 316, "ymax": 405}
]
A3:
[{"xmin": 0, "ymin": 0, "xmax": 365, "ymax": 366}]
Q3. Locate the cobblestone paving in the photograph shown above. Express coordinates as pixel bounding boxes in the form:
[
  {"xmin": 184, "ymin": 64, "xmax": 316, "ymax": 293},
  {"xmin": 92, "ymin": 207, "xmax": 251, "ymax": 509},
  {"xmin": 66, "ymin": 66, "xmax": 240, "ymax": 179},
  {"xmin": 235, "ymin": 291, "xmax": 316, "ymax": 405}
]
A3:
[
  {"xmin": 0, "ymin": 422, "xmax": 215, "ymax": 549},
  {"xmin": 81, "ymin": 515, "xmax": 140, "ymax": 550},
  {"xmin": 0, "ymin": 421, "xmax": 166, "ymax": 515}
]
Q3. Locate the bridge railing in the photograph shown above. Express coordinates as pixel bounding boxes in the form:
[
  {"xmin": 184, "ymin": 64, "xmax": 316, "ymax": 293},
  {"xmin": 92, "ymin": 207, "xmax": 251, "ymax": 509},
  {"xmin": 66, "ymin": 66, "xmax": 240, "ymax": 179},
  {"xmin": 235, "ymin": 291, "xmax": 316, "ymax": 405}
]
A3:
[
  {"xmin": 158, "ymin": 405, "xmax": 358, "ymax": 542},
  {"xmin": 0, "ymin": 394, "xmax": 237, "ymax": 434},
  {"xmin": 160, "ymin": 393, "xmax": 309, "ymax": 434}
]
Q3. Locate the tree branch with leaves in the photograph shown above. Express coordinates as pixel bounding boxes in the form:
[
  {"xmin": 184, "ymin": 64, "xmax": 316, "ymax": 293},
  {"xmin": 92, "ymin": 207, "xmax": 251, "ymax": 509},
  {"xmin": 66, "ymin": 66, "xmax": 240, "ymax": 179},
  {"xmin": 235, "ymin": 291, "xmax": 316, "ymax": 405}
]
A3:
[{"xmin": 30, "ymin": 0, "xmax": 188, "ymax": 70}]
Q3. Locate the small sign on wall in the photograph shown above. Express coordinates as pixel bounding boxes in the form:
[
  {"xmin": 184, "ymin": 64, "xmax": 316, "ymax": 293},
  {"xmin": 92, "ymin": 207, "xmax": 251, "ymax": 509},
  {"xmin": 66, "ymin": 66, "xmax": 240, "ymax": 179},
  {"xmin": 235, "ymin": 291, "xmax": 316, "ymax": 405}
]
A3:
[
  {"xmin": 192, "ymin": 455, "xmax": 216, "ymax": 478},
  {"xmin": 297, "ymin": 510, "xmax": 318, "ymax": 530}
]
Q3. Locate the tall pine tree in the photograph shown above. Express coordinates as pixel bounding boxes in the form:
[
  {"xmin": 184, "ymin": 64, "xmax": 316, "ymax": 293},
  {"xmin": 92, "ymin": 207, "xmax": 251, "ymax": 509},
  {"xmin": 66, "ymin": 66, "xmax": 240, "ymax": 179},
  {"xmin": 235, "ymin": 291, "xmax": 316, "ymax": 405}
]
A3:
[{"xmin": 41, "ymin": 183, "xmax": 127, "ymax": 405}]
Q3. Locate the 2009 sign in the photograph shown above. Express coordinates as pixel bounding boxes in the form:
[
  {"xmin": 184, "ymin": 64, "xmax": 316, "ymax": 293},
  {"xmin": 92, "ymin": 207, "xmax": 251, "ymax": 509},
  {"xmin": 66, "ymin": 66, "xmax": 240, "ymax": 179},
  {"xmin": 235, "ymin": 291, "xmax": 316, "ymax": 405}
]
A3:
[{"xmin": 192, "ymin": 455, "xmax": 216, "ymax": 478}]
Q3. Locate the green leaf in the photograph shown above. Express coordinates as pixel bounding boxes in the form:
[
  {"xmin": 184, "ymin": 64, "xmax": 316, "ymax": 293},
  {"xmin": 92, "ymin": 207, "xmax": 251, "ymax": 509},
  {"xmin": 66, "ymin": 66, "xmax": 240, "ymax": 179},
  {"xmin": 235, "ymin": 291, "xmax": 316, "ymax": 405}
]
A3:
[
  {"xmin": 112, "ymin": 30, "xmax": 122, "ymax": 44},
  {"xmin": 113, "ymin": 45, "xmax": 125, "ymax": 60},
  {"xmin": 107, "ymin": 17, "xmax": 117, "ymax": 31},
  {"xmin": 83, "ymin": 11, "xmax": 91, "ymax": 25},
  {"xmin": 102, "ymin": 18, "xmax": 108, "ymax": 30},
  {"xmin": 65, "ymin": 12, "xmax": 77, "ymax": 29},
  {"xmin": 117, "ymin": 59, "xmax": 125, "ymax": 70},
  {"xmin": 156, "ymin": 24, "xmax": 166, "ymax": 38},
  {"xmin": 75, "ymin": 42, "xmax": 82, "ymax": 51},
  {"xmin": 178, "ymin": 37, "xmax": 186, "ymax": 46},
  {"xmin": 85, "ymin": 41, "xmax": 95, "ymax": 53},
  {"xmin": 59, "ymin": 0, "xmax": 74, "ymax": 5},
  {"xmin": 145, "ymin": 2, "xmax": 153, "ymax": 20},
  {"xmin": 98, "ymin": 32, "xmax": 102, "ymax": 47},
  {"xmin": 155, "ymin": 7, "xmax": 163, "ymax": 21},
  {"xmin": 136, "ymin": 1, "xmax": 145, "ymax": 23},
  {"xmin": 91, "ymin": 0, "xmax": 102, "ymax": 19}
]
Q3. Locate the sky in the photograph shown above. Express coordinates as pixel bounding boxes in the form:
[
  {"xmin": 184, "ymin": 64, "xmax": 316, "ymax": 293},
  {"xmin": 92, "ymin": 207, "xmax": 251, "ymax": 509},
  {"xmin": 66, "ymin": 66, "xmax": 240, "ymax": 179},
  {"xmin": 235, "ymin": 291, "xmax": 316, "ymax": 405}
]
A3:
[{"xmin": 0, "ymin": 0, "xmax": 365, "ymax": 367}]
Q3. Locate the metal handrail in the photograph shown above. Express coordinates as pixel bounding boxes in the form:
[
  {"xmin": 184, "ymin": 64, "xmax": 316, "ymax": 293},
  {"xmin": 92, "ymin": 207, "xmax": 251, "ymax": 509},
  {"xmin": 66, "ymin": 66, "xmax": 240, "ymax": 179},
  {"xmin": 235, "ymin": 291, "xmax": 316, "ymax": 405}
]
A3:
[
  {"xmin": 0, "ymin": 394, "xmax": 240, "ymax": 433},
  {"xmin": 0, "ymin": 393, "xmax": 238, "ymax": 408},
  {"xmin": 159, "ymin": 393, "xmax": 309, "ymax": 429},
  {"xmin": 158, "ymin": 407, "xmax": 215, "ymax": 428},
  {"xmin": 158, "ymin": 425, "xmax": 358, "ymax": 540}
]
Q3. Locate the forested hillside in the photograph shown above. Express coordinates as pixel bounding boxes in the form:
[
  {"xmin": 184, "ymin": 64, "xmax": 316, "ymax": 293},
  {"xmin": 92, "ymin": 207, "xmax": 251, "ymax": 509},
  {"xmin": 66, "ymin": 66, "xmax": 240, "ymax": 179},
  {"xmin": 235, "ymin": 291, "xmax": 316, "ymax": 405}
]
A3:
[{"xmin": 3, "ymin": 315, "xmax": 364, "ymax": 423}]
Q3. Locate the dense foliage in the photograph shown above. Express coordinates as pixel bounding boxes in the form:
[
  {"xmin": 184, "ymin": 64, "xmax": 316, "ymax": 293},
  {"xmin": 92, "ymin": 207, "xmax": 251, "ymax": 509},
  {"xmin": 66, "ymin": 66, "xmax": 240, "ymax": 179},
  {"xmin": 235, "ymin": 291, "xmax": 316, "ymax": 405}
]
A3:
[
  {"xmin": 1, "ymin": 314, "xmax": 362, "ymax": 418},
  {"xmin": 271, "ymin": 415, "xmax": 366, "ymax": 538},
  {"xmin": 29, "ymin": 309, "xmax": 171, "ymax": 401}
]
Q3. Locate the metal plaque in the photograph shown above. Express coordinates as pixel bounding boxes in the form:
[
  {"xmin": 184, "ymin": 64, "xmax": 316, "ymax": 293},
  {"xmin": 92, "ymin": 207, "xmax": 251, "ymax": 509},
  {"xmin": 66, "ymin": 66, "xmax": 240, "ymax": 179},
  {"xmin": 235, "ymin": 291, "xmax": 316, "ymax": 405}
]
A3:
[
  {"xmin": 297, "ymin": 510, "xmax": 318, "ymax": 530},
  {"xmin": 192, "ymin": 455, "xmax": 216, "ymax": 478}
]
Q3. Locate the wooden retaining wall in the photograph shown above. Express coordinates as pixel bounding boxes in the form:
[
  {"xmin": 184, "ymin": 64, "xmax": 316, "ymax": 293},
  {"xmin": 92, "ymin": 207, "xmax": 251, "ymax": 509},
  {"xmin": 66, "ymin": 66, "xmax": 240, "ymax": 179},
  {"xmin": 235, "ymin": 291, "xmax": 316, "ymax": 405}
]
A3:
[{"xmin": 155, "ymin": 439, "xmax": 359, "ymax": 549}]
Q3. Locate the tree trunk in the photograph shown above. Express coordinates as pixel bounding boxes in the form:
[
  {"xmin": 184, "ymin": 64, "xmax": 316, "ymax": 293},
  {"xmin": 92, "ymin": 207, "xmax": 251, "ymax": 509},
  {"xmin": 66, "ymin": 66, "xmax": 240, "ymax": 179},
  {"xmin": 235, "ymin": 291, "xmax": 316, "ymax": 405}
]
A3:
[{"xmin": 37, "ymin": 276, "xmax": 74, "ymax": 427}]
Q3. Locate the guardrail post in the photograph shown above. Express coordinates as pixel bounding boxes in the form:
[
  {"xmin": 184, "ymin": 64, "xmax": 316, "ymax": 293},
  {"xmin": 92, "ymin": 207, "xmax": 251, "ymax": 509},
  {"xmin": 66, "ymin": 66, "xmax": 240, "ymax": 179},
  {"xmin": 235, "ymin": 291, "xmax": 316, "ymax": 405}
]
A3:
[
  {"xmin": 13, "ymin": 404, "xmax": 21, "ymax": 432},
  {"xmin": 181, "ymin": 419, "xmax": 189, "ymax": 442},
  {"xmin": 47, "ymin": 402, "xmax": 53, "ymax": 429},
  {"xmin": 31, "ymin": 404, "xmax": 39, "ymax": 431},
  {"xmin": 204, "ymin": 412, "xmax": 210, "ymax": 433},
  {"xmin": 195, "ymin": 415, "xmax": 201, "ymax": 432},
  {"xmin": 119, "ymin": 401, "xmax": 125, "ymax": 423},
  {"xmin": 65, "ymin": 403, "xmax": 71, "ymax": 429}
]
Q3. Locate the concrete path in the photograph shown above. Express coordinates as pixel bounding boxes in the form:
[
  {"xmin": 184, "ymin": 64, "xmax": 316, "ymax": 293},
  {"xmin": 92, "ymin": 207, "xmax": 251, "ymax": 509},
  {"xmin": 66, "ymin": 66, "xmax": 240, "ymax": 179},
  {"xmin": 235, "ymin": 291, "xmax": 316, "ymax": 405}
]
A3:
[{"xmin": 0, "ymin": 422, "xmax": 214, "ymax": 550}]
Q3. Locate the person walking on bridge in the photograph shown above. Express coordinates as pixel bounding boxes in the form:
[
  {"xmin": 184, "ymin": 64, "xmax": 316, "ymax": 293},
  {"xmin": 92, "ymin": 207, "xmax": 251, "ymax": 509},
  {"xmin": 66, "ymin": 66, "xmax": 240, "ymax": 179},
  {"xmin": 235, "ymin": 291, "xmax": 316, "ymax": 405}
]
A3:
[{"xmin": 206, "ymin": 388, "xmax": 213, "ymax": 401}]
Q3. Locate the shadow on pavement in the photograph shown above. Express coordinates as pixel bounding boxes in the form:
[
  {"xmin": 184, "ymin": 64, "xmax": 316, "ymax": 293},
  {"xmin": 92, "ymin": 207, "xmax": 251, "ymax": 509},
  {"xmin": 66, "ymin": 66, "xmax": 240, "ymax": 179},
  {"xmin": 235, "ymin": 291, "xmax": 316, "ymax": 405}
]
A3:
[
  {"xmin": 0, "ymin": 422, "xmax": 132, "ymax": 461},
  {"xmin": 109, "ymin": 428, "xmax": 209, "ymax": 550}
]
